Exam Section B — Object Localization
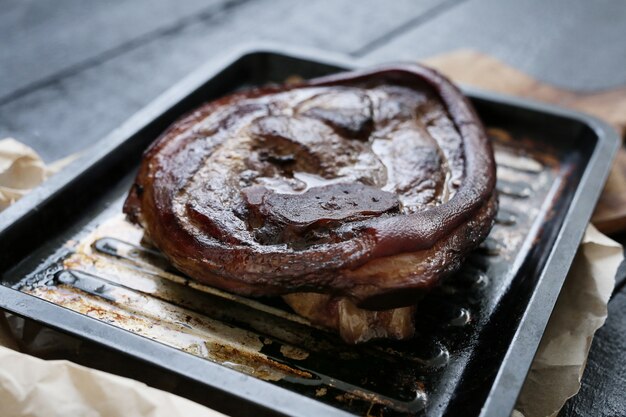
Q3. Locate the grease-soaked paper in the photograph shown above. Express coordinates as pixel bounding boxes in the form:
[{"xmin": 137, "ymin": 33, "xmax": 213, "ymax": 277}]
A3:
[{"xmin": 513, "ymin": 225, "xmax": 623, "ymax": 417}]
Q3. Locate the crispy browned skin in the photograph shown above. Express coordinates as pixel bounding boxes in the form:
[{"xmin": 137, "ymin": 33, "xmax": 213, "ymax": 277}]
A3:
[{"xmin": 123, "ymin": 64, "xmax": 497, "ymax": 310}]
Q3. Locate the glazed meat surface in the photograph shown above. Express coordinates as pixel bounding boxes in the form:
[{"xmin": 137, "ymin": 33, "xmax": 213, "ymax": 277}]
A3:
[{"xmin": 124, "ymin": 64, "xmax": 497, "ymax": 313}]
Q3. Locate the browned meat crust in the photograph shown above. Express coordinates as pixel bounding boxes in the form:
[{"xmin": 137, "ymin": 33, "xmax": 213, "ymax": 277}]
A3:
[
  {"xmin": 283, "ymin": 293, "xmax": 417, "ymax": 344},
  {"xmin": 123, "ymin": 64, "xmax": 497, "ymax": 310}
]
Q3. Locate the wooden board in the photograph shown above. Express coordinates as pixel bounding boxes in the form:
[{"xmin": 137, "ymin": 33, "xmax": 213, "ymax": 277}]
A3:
[{"xmin": 423, "ymin": 50, "xmax": 626, "ymax": 234}]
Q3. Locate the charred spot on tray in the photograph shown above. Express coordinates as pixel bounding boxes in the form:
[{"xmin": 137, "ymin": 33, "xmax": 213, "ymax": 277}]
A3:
[{"xmin": 259, "ymin": 151, "xmax": 297, "ymax": 167}]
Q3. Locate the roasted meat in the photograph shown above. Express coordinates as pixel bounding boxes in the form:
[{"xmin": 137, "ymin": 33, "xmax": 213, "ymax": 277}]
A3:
[{"xmin": 124, "ymin": 64, "xmax": 497, "ymax": 342}]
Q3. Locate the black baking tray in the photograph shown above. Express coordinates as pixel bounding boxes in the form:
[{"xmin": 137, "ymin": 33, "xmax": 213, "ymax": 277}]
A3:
[{"xmin": 0, "ymin": 44, "xmax": 619, "ymax": 417}]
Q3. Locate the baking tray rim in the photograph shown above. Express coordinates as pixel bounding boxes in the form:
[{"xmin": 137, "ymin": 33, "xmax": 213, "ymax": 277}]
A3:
[{"xmin": 0, "ymin": 43, "xmax": 620, "ymax": 417}]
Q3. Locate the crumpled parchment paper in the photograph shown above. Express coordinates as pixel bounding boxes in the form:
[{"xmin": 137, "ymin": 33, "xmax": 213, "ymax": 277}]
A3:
[
  {"xmin": 0, "ymin": 343, "xmax": 224, "ymax": 417},
  {"xmin": 0, "ymin": 138, "xmax": 77, "ymax": 210},
  {"xmin": 0, "ymin": 137, "xmax": 622, "ymax": 417},
  {"xmin": 513, "ymin": 225, "xmax": 623, "ymax": 417},
  {"xmin": 0, "ymin": 138, "xmax": 47, "ymax": 210}
]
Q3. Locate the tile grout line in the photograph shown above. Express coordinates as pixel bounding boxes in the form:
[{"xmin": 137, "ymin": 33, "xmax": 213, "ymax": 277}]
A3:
[
  {"xmin": 350, "ymin": 0, "xmax": 468, "ymax": 58},
  {"xmin": 0, "ymin": 0, "xmax": 252, "ymax": 107}
]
